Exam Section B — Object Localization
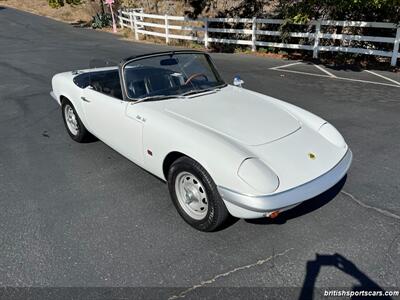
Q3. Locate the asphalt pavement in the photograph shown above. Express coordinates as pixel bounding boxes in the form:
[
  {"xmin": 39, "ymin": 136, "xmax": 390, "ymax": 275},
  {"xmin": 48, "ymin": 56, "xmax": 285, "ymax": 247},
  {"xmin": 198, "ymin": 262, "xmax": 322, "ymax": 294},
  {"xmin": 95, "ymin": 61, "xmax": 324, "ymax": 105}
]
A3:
[{"xmin": 0, "ymin": 6, "xmax": 399, "ymax": 299}]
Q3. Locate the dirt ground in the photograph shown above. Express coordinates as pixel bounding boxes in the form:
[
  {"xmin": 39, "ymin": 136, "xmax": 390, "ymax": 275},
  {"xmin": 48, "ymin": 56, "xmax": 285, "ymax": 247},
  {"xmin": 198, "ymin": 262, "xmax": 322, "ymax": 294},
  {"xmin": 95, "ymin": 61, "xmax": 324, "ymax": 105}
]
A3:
[{"xmin": 0, "ymin": 0, "xmax": 98, "ymax": 23}]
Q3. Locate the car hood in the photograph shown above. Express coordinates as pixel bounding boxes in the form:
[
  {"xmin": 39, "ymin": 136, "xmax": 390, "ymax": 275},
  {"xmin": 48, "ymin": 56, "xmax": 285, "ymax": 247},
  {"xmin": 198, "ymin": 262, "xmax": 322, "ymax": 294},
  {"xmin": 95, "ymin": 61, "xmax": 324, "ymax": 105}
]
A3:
[{"xmin": 164, "ymin": 85, "xmax": 300, "ymax": 146}]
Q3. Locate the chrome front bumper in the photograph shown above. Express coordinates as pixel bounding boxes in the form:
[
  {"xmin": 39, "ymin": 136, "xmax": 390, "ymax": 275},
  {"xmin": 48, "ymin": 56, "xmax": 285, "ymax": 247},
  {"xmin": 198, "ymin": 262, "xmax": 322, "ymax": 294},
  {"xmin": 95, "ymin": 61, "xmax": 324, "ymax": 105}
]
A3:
[{"xmin": 218, "ymin": 149, "xmax": 352, "ymax": 213}]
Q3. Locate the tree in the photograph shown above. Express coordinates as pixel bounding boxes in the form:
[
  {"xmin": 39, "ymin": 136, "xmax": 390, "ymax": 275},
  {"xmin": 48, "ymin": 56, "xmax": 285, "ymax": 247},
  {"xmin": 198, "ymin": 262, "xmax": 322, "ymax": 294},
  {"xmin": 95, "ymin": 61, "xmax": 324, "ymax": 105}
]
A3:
[
  {"xmin": 184, "ymin": 0, "xmax": 272, "ymax": 18},
  {"xmin": 276, "ymin": 0, "xmax": 400, "ymax": 24},
  {"xmin": 183, "ymin": 0, "xmax": 400, "ymax": 23}
]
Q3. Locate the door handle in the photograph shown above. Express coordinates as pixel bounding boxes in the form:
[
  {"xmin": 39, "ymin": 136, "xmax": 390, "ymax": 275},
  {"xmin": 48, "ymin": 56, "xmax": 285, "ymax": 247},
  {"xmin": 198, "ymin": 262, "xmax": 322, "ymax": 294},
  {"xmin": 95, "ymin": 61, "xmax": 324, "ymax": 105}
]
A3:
[{"xmin": 81, "ymin": 96, "xmax": 91, "ymax": 103}]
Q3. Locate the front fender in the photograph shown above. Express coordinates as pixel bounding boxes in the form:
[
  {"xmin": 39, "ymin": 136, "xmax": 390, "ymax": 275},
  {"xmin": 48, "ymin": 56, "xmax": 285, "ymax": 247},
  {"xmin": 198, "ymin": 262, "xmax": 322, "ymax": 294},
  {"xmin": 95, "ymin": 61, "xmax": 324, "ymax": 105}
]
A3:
[
  {"xmin": 245, "ymin": 89, "xmax": 326, "ymax": 132},
  {"xmin": 141, "ymin": 108, "xmax": 261, "ymax": 195}
]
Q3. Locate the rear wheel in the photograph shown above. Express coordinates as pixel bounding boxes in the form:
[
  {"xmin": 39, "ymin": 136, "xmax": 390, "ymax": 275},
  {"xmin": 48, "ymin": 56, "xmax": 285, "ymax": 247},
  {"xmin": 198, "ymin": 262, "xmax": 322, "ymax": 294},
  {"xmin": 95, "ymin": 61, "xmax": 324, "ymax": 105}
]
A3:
[
  {"xmin": 168, "ymin": 156, "xmax": 229, "ymax": 231},
  {"xmin": 61, "ymin": 100, "xmax": 91, "ymax": 143}
]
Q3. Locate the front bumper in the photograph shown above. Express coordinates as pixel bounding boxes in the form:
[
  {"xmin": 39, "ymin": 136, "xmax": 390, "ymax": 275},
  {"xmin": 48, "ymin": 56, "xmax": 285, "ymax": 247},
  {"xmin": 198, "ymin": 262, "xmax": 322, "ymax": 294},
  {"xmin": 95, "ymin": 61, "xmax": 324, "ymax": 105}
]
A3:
[{"xmin": 218, "ymin": 149, "xmax": 352, "ymax": 218}]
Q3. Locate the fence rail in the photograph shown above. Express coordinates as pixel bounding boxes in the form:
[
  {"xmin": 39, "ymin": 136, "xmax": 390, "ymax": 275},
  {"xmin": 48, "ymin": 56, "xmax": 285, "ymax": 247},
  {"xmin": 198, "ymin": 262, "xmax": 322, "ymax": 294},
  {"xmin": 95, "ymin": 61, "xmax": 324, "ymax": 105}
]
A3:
[{"xmin": 118, "ymin": 10, "xmax": 400, "ymax": 66}]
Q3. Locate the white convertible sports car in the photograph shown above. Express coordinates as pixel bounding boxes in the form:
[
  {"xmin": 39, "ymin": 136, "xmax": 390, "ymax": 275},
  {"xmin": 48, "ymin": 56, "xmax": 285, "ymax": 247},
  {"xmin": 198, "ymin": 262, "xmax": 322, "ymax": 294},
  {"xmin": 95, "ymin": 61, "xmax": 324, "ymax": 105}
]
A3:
[{"xmin": 51, "ymin": 50, "xmax": 352, "ymax": 231}]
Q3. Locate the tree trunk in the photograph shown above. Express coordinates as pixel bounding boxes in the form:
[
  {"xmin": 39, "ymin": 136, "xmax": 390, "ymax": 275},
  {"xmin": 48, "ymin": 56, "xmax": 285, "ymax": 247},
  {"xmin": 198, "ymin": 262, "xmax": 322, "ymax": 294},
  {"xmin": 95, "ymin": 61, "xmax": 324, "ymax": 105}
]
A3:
[{"xmin": 100, "ymin": 0, "xmax": 105, "ymax": 15}]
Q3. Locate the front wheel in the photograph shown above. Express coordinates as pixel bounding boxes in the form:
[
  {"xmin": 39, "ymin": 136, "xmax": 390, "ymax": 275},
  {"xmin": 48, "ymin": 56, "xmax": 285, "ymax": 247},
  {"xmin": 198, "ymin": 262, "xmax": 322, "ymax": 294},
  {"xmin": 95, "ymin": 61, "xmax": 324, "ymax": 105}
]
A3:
[
  {"xmin": 61, "ymin": 100, "xmax": 91, "ymax": 143},
  {"xmin": 168, "ymin": 157, "xmax": 229, "ymax": 231}
]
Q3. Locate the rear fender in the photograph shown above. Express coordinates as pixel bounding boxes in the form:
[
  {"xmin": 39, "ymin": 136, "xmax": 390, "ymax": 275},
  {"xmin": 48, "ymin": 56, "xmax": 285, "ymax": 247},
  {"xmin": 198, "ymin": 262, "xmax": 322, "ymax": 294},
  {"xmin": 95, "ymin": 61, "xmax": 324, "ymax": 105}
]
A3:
[{"xmin": 52, "ymin": 72, "xmax": 89, "ymax": 130}]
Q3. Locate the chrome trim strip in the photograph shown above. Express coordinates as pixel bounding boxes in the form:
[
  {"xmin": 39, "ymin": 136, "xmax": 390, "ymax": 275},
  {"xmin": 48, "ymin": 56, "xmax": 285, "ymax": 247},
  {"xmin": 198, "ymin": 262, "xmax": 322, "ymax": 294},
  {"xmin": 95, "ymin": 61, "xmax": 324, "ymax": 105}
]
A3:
[{"xmin": 218, "ymin": 149, "xmax": 352, "ymax": 212}]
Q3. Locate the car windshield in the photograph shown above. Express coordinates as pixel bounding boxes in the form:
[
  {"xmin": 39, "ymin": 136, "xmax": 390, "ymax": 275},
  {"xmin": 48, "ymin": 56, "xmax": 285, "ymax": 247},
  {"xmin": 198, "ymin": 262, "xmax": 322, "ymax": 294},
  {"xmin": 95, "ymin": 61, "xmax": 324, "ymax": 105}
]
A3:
[{"xmin": 123, "ymin": 52, "xmax": 226, "ymax": 100}]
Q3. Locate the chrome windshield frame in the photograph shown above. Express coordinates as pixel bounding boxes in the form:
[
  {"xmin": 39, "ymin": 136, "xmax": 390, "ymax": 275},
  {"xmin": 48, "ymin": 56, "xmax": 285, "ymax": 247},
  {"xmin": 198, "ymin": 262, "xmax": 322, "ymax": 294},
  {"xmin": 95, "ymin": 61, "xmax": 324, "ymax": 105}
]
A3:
[{"xmin": 118, "ymin": 50, "xmax": 225, "ymax": 102}]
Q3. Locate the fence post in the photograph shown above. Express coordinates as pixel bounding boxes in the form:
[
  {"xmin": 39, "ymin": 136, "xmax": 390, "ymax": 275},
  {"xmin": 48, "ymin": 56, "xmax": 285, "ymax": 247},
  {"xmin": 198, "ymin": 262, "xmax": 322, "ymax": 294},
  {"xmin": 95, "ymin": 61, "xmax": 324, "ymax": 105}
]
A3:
[
  {"xmin": 133, "ymin": 12, "xmax": 139, "ymax": 40},
  {"xmin": 251, "ymin": 17, "xmax": 257, "ymax": 52},
  {"xmin": 118, "ymin": 9, "xmax": 123, "ymax": 28},
  {"xmin": 165, "ymin": 14, "xmax": 169, "ymax": 44},
  {"xmin": 313, "ymin": 20, "xmax": 321, "ymax": 59},
  {"xmin": 204, "ymin": 17, "xmax": 209, "ymax": 49},
  {"xmin": 129, "ymin": 12, "xmax": 134, "ymax": 31},
  {"xmin": 391, "ymin": 27, "xmax": 400, "ymax": 66}
]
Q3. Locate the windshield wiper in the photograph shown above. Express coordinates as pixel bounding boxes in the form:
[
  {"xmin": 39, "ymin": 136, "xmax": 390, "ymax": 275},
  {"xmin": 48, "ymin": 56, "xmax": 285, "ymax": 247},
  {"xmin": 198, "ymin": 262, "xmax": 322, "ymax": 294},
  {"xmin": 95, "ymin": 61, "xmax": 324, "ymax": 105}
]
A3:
[
  {"xmin": 132, "ymin": 94, "xmax": 185, "ymax": 105},
  {"xmin": 182, "ymin": 84, "xmax": 226, "ymax": 97},
  {"xmin": 132, "ymin": 84, "xmax": 227, "ymax": 104}
]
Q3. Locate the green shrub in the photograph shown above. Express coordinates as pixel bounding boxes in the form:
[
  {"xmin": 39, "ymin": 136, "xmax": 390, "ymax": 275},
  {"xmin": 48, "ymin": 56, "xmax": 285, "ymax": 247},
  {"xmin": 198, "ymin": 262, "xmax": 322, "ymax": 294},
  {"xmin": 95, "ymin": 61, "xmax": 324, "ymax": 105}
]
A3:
[
  {"xmin": 91, "ymin": 13, "xmax": 112, "ymax": 29},
  {"xmin": 66, "ymin": 0, "xmax": 82, "ymax": 5},
  {"xmin": 48, "ymin": 0, "xmax": 64, "ymax": 8},
  {"xmin": 48, "ymin": 0, "xmax": 81, "ymax": 8}
]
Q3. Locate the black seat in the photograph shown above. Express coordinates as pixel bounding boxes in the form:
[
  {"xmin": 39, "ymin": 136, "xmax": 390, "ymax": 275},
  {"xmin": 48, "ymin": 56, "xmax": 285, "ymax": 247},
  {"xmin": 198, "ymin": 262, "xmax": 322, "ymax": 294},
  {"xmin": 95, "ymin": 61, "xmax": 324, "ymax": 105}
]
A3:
[
  {"xmin": 90, "ymin": 80, "xmax": 103, "ymax": 93},
  {"xmin": 125, "ymin": 66, "xmax": 176, "ymax": 98},
  {"xmin": 146, "ymin": 73, "xmax": 172, "ymax": 92}
]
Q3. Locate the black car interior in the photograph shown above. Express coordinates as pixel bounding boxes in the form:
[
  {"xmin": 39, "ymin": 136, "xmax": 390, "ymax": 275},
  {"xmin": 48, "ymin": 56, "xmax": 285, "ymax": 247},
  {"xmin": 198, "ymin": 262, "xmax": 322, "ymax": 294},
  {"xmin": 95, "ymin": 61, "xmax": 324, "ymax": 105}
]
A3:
[
  {"xmin": 73, "ymin": 66, "xmax": 209, "ymax": 100},
  {"xmin": 73, "ymin": 69, "xmax": 123, "ymax": 99},
  {"xmin": 124, "ymin": 67, "xmax": 185, "ymax": 98},
  {"xmin": 73, "ymin": 69, "xmax": 123, "ymax": 100}
]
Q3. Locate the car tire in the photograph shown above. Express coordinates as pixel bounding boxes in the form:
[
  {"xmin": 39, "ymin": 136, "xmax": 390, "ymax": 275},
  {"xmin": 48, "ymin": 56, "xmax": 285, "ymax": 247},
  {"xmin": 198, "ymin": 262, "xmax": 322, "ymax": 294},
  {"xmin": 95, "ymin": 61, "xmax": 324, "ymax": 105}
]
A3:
[
  {"xmin": 61, "ymin": 100, "xmax": 91, "ymax": 143},
  {"xmin": 168, "ymin": 156, "xmax": 230, "ymax": 231}
]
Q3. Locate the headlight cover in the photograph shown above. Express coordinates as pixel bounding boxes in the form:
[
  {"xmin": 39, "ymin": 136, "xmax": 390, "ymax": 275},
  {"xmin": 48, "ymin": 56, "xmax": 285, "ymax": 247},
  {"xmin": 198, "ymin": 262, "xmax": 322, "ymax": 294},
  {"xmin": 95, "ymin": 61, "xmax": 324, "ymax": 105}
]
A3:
[
  {"xmin": 318, "ymin": 123, "xmax": 346, "ymax": 148},
  {"xmin": 238, "ymin": 158, "xmax": 279, "ymax": 194}
]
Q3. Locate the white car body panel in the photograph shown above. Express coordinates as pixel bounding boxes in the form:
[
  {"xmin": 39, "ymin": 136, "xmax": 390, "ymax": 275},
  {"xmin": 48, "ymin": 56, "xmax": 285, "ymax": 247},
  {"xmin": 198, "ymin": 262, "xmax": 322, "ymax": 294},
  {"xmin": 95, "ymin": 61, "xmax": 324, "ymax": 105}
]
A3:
[
  {"xmin": 52, "ymin": 71, "xmax": 88, "ymax": 128},
  {"xmin": 81, "ymin": 88, "xmax": 144, "ymax": 164},
  {"xmin": 51, "ymin": 66, "xmax": 352, "ymax": 219},
  {"xmin": 164, "ymin": 86, "xmax": 300, "ymax": 146}
]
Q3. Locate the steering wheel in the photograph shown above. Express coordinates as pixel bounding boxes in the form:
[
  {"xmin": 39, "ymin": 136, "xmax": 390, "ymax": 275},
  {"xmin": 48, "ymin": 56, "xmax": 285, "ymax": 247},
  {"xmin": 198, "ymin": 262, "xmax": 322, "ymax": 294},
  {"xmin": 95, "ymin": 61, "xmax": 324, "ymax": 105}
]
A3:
[{"xmin": 184, "ymin": 73, "xmax": 208, "ymax": 85}]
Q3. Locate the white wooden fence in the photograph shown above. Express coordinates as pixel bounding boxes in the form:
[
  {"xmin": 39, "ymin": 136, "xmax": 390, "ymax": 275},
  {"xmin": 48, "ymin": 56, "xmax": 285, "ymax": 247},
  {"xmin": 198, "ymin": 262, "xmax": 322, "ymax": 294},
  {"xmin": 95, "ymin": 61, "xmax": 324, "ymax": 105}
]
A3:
[{"xmin": 118, "ymin": 9, "xmax": 400, "ymax": 66}]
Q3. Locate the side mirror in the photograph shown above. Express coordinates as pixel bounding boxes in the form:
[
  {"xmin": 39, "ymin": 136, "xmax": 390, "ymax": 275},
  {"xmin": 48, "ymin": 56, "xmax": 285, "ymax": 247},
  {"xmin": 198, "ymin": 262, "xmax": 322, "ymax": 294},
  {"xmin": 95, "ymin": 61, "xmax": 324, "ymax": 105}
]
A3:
[{"xmin": 233, "ymin": 75, "xmax": 244, "ymax": 87}]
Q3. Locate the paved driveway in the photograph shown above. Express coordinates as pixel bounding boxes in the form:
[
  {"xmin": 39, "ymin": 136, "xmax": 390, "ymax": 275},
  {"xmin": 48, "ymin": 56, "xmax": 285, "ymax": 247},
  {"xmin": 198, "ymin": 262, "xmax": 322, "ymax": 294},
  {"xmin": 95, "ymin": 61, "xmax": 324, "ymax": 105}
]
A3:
[{"xmin": 0, "ymin": 6, "xmax": 399, "ymax": 299}]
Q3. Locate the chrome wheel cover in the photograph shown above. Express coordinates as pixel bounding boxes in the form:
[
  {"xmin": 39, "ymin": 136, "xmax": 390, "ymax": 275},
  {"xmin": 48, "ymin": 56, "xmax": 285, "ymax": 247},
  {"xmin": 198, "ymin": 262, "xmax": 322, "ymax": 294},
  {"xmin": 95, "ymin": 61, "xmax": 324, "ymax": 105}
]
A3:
[
  {"xmin": 175, "ymin": 171, "xmax": 208, "ymax": 220},
  {"xmin": 64, "ymin": 104, "xmax": 79, "ymax": 136}
]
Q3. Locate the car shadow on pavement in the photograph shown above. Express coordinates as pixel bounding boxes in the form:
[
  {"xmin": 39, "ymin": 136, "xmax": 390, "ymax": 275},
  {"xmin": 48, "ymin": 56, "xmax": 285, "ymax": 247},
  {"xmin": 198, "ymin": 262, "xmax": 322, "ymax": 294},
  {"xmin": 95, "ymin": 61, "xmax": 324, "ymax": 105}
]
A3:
[
  {"xmin": 299, "ymin": 253, "xmax": 392, "ymax": 300},
  {"xmin": 81, "ymin": 134, "xmax": 99, "ymax": 143},
  {"xmin": 245, "ymin": 175, "xmax": 347, "ymax": 225}
]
